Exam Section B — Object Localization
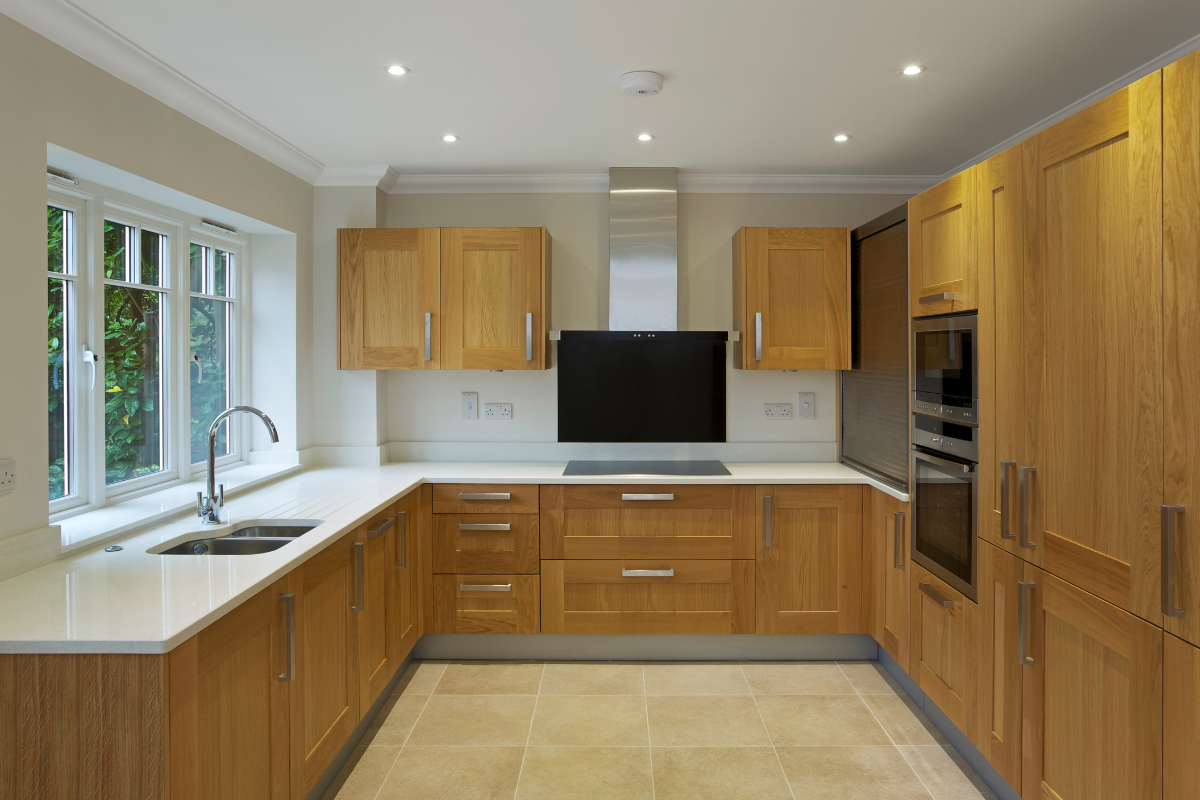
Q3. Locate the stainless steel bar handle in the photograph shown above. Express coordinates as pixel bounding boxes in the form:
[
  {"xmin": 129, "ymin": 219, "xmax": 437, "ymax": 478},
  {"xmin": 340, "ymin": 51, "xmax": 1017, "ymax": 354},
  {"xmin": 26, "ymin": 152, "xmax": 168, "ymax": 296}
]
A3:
[
  {"xmin": 755, "ymin": 312, "xmax": 763, "ymax": 361},
  {"xmin": 1163, "ymin": 505, "xmax": 1186, "ymax": 618},
  {"xmin": 1018, "ymin": 466, "xmax": 1037, "ymax": 550},
  {"xmin": 278, "ymin": 593, "xmax": 295, "ymax": 682},
  {"xmin": 459, "ymin": 492, "xmax": 511, "ymax": 500},
  {"xmin": 395, "ymin": 511, "xmax": 407, "ymax": 570},
  {"xmin": 621, "ymin": 493, "xmax": 674, "ymax": 501},
  {"xmin": 893, "ymin": 511, "xmax": 906, "ymax": 570},
  {"xmin": 1000, "ymin": 461, "xmax": 1017, "ymax": 539},
  {"xmin": 351, "ymin": 542, "xmax": 365, "ymax": 611},
  {"xmin": 459, "ymin": 584, "xmax": 512, "ymax": 592},
  {"xmin": 622, "ymin": 569, "xmax": 675, "ymax": 577},
  {"xmin": 459, "ymin": 523, "xmax": 512, "ymax": 531},
  {"xmin": 1017, "ymin": 581, "xmax": 1036, "ymax": 665},
  {"xmin": 367, "ymin": 517, "xmax": 395, "ymax": 539},
  {"xmin": 919, "ymin": 292, "xmax": 958, "ymax": 304},
  {"xmin": 526, "ymin": 312, "xmax": 533, "ymax": 361},
  {"xmin": 764, "ymin": 494, "xmax": 773, "ymax": 548},
  {"xmin": 919, "ymin": 582, "xmax": 954, "ymax": 608},
  {"xmin": 424, "ymin": 312, "xmax": 432, "ymax": 361}
]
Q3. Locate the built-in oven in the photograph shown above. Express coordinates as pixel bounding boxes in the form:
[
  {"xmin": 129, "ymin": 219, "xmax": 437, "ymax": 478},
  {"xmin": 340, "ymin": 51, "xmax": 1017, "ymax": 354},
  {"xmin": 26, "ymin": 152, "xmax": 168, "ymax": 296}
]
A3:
[{"xmin": 909, "ymin": 447, "xmax": 979, "ymax": 601}]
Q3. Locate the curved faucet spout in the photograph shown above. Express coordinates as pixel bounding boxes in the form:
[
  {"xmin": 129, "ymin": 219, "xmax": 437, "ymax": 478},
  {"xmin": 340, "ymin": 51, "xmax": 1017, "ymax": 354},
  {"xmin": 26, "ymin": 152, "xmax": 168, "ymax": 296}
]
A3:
[{"xmin": 201, "ymin": 405, "xmax": 279, "ymax": 523}]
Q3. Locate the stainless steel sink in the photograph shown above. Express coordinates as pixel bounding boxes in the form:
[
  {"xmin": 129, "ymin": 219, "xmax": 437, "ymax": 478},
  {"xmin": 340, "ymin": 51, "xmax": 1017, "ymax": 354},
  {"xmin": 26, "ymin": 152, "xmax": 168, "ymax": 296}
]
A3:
[
  {"xmin": 156, "ymin": 519, "xmax": 323, "ymax": 555},
  {"xmin": 230, "ymin": 520, "xmax": 322, "ymax": 539}
]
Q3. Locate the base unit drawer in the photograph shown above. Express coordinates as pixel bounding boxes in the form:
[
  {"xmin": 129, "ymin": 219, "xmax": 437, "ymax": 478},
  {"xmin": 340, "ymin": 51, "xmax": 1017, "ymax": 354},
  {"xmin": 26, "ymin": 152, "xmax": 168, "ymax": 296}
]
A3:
[
  {"xmin": 434, "ymin": 514, "xmax": 540, "ymax": 574},
  {"xmin": 433, "ymin": 484, "xmax": 540, "ymax": 514},
  {"xmin": 540, "ymin": 560, "xmax": 755, "ymax": 634},
  {"xmin": 432, "ymin": 574, "xmax": 540, "ymax": 634}
]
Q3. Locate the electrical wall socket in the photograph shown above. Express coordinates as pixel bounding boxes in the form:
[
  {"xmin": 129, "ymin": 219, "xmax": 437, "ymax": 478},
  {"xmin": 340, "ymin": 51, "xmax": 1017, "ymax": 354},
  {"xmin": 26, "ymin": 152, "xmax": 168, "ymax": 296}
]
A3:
[
  {"xmin": 461, "ymin": 392, "xmax": 478, "ymax": 420},
  {"xmin": 483, "ymin": 403, "xmax": 512, "ymax": 420},
  {"xmin": 0, "ymin": 459, "xmax": 15, "ymax": 495},
  {"xmin": 797, "ymin": 392, "xmax": 816, "ymax": 419},
  {"xmin": 763, "ymin": 403, "xmax": 792, "ymax": 420}
]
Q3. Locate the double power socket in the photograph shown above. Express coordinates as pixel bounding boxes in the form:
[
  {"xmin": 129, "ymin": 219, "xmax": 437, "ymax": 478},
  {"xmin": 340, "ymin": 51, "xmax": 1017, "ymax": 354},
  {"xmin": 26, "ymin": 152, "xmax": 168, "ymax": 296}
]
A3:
[
  {"xmin": 462, "ymin": 393, "xmax": 512, "ymax": 421},
  {"xmin": 763, "ymin": 392, "xmax": 816, "ymax": 421}
]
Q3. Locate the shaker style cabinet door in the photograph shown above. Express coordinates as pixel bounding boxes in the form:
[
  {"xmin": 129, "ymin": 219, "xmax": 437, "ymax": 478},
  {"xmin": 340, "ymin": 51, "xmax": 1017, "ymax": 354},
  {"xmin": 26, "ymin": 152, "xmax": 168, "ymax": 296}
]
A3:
[
  {"xmin": 337, "ymin": 227, "xmax": 440, "ymax": 370},
  {"xmin": 395, "ymin": 487, "xmax": 422, "ymax": 658},
  {"xmin": 733, "ymin": 227, "xmax": 851, "ymax": 370},
  {"xmin": 908, "ymin": 563, "xmax": 979, "ymax": 734},
  {"xmin": 975, "ymin": 542, "xmax": 1023, "ymax": 791},
  {"xmin": 909, "ymin": 167, "xmax": 978, "ymax": 317},
  {"xmin": 440, "ymin": 227, "xmax": 549, "ymax": 370},
  {"xmin": 355, "ymin": 507, "xmax": 401, "ymax": 713},
  {"xmin": 1164, "ymin": 633, "xmax": 1200, "ymax": 800},
  {"xmin": 1022, "ymin": 71, "xmax": 1164, "ymax": 623},
  {"xmin": 863, "ymin": 487, "xmax": 910, "ymax": 666}
]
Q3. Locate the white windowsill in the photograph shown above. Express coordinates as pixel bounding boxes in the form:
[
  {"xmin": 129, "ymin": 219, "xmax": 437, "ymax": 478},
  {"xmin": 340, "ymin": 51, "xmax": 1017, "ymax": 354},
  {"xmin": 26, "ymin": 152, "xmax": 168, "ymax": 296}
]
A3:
[{"xmin": 57, "ymin": 462, "xmax": 303, "ymax": 554}]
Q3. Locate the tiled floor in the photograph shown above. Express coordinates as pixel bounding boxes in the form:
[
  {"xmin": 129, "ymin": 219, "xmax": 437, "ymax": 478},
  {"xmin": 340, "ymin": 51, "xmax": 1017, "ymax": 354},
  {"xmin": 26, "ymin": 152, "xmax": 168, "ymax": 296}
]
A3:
[{"xmin": 323, "ymin": 660, "xmax": 997, "ymax": 800}]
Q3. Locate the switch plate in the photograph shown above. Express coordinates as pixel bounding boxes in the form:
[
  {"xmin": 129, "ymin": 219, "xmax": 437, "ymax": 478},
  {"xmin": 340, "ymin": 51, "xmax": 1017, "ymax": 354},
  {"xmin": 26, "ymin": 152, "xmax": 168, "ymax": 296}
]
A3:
[
  {"xmin": 0, "ymin": 459, "xmax": 14, "ymax": 494},
  {"xmin": 797, "ymin": 392, "xmax": 816, "ymax": 419},
  {"xmin": 461, "ymin": 392, "xmax": 478, "ymax": 420},
  {"xmin": 484, "ymin": 403, "xmax": 512, "ymax": 420},
  {"xmin": 763, "ymin": 403, "xmax": 792, "ymax": 420}
]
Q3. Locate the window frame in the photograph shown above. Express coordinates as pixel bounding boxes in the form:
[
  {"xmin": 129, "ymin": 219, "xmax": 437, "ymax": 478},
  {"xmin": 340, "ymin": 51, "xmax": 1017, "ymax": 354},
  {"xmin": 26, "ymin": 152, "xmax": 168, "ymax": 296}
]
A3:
[{"xmin": 47, "ymin": 192, "xmax": 87, "ymax": 516}]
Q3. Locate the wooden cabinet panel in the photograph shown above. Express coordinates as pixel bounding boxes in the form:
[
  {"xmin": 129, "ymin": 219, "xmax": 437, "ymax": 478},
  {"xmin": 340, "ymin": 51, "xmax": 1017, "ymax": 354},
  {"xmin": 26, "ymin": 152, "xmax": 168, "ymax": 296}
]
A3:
[
  {"xmin": 908, "ymin": 564, "xmax": 979, "ymax": 732},
  {"xmin": 733, "ymin": 227, "xmax": 850, "ymax": 370},
  {"xmin": 863, "ymin": 487, "xmax": 911, "ymax": 665},
  {"xmin": 432, "ymin": 574, "xmax": 540, "ymax": 633},
  {"xmin": 441, "ymin": 227, "xmax": 549, "ymax": 370},
  {"xmin": 435, "ymin": 514, "xmax": 540, "ymax": 574},
  {"xmin": 540, "ymin": 484, "xmax": 754, "ymax": 560},
  {"xmin": 540, "ymin": 559, "xmax": 754, "ymax": 634},
  {"xmin": 1164, "ymin": 633, "xmax": 1200, "ymax": 800},
  {"xmin": 1022, "ymin": 72, "xmax": 1164, "ymax": 622},
  {"xmin": 909, "ymin": 169, "xmax": 977, "ymax": 316},
  {"xmin": 337, "ymin": 228, "xmax": 440, "ymax": 370},
  {"xmin": 432, "ymin": 483, "xmax": 540, "ymax": 514},
  {"xmin": 756, "ymin": 485, "xmax": 863, "ymax": 634},
  {"xmin": 1021, "ymin": 565, "xmax": 1162, "ymax": 800},
  {"xmin": 976, "ymin": 542, "xmax": 1022, "ymax": 791},
  {"xmin": 355, "ymin": 509, "xmax": 400, "ymax": 713},
  {"xmin": 395, "ymin": 488, "xmax": 422, "ymax": 658}
]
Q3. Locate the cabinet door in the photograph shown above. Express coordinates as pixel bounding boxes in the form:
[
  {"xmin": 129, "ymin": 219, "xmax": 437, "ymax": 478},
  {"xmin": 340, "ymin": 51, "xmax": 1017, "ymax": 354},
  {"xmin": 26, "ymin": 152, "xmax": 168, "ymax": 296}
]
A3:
[
  {"xmin": 356, "ymin": 508, "xmax": 399, "ymax": 713},
  {"xmin": 756, "ymin": 485, "xmax": 862, "ymax": 633},
  {"xmin": 976, "ymin": 542, "xmax": 1022, "ymax": 790},
  {"xmin": 734, "ymin": 227, "xmax": 850, "ymax": 370},
  {"xmin": 1164, "ymin": 633, "xmax": 1200, "ymax": 800},
  {"xmin": 1021, "ymin": 566, "xmax": 1162, "ymax": 800},
  {"xmin": 395, "ymin": 487, "xmax": 421, "ymax": 657},
  {"xmin": 909, "ymin": 168, "xmax": 977, "ymax": 316},
  {"xmin": 977, "ymin": 145, "xmax": 1028, "ymax": 558},
  {"xmin": 291, "ymin": 533, "xmax": 360, "ymax": 796},
  {"xmin": 875, "ymin": 489, "xmax": 911, "ymax": 665},
  {"xmin": 441, "ymin": 227, "xmax": 547, "ymax": 370},
  {"xmin": 337, "ymin": 228, "xmax": 440, "ymax": 370},
  {"xmin": 1164, "ymin": 49, "xmax": 1200, "ymax": 646},
  {"xmin": 908, "ymin": 564, "xmax": 979, "ymax": 733},
  {"xmin": 1023, "ymin": 71, "xmax": 1164, "ymax": 622}
]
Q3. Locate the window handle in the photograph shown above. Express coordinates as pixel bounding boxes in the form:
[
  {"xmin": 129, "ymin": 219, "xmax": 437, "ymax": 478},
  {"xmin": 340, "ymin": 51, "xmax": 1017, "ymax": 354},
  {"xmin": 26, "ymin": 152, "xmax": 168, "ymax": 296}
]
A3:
[
  {"xmin": 191, "ymin": 353, "xmax": 203, "ymax": 383},
  {"xmin": 82, "ymin": 346, "xmax": 102, "ymax": 389}
]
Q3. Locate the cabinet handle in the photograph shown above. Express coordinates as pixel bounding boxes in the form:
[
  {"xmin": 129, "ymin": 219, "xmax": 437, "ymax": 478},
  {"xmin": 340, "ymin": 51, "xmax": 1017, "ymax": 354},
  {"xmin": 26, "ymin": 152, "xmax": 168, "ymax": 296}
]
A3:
[
  {"xmin": 526, "ymin": 312, "xmax": 533, "ymax": 361},
  {"xmin": 764, "ymin": 494, "xmax": 773, "ymax": 548},
  {"xmin": 919, "ymin": 582, "xmax": 954, "ymax": 608},
  {"xmin": 351, "ymin": 542, "xmax": 364, "ymax": 611},
  {"xmin": 278, "ymin": 593, "xmax": 295, "ymax": 682},
  {"xmin": 1017, "ymin": 580, "xmax": 1036, "ymax": 665},
  {"xmin": 622, "ymin": 569, "xmax": 675, "ymax": 577},
  {"xmin": 459, "ymin": 492, "xmax": 511, "ymax": 501},
  {"xmin": 621, "ymin": 493, "xmax": 674, "ymax": 501},
  {"xmin": 395, "ymin": 511, "xmax": 407, "ymax": 570},
  {"xmin": 919, "ymin": 292, "xmax": 958, "ymax": 304},
  {"xmin": 459, "ymin": 522, "xmax": 511, "ymax": 531},
  {"xmin": 459, "ymin": 583, "xmax": 512, "ymax": 592},
  {"xmin": 893, "ymin": 511, "xmax": 906, "ymax": 570},
  {"xmin": 424, "ymin": 312, "xmax": 431, "ymax": 361},
  {"xmin": 1019, "ymin": 466, "xmax": 1036, "ymax": 550},
  {"xmin": 367, "ymin": 517, "xmax": 394, "ymax": 539},
  {"xmin": 1163, "ymin": 505, "xmax": 1186, "ymax": 618},
  {"xmin": 755, "ymin": 312, "xmax": 762, "ymax": 361},
  {"xmin": 999, "ymin": 461, "xmax": 1017, "ymax": 539}
]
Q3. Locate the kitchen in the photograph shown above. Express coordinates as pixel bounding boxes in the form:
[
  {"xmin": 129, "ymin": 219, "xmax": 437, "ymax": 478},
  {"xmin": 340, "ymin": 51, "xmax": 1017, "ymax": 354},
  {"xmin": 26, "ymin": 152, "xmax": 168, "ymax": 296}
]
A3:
[{"xmin": 2, "ymin": 2, "xmax": 1200, "ymax": 799}]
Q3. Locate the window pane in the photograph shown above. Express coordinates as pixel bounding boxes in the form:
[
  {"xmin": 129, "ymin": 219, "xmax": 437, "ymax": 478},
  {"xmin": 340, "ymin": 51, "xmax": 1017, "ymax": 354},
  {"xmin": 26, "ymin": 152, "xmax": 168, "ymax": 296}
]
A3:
[
  {"xmin": 104, "ymin": 285, "xmax": 166, "ymax": 485},
  {"xmin": 189, "ymin": 243, "xmax": 205, "ymax": 293},
  {"xmin": 48, "ymin": 278, "xmax": 71, "ymax": 500},
  {"xmin": 214, "ymin": 249, "xmax": 232, "ymax": 297},
  {"xmin": 140, "ymin": 230, "xmax": 165, "ymax": 287},
  {"xmin": 47, "ymin": 207, "xmax": 69, "ymax": 274},
  {"xmin": 104, "ymin": 221, "xmax": 134, "ymax": 282},
  {"xmin": 190, "ymin": 297, "xmax": 231, "ymax": 463}
]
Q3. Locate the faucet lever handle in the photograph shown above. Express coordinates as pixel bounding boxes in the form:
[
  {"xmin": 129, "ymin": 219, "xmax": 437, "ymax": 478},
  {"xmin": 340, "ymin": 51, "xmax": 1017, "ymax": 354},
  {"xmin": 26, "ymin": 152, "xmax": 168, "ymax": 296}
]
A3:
[
  {"xmin": 196, "ymin": 491, "xmax": 204, "ymax": 517},
  {"xmin": 218, "ymin": 484, "xmax": 225, "ymax": 509}
]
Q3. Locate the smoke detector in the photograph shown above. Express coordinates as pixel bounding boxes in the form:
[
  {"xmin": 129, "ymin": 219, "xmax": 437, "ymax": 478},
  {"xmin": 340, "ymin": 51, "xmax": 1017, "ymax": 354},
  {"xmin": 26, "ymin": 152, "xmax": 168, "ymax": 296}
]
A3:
[{"xmin": 621, "ymin": 71, "xmax": 663, "ymax": 96}]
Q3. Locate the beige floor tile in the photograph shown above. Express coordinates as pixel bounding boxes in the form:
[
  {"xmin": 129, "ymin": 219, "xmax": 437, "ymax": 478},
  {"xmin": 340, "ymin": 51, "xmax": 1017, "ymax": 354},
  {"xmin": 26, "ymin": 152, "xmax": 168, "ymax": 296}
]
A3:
[
  {"xmin": 647, "ymin": 695, "xmax": 772, "ymax": 746},
  {"xmin": 539, "ymin": 662, "xmax": 645, "ymax": 695},
  {"xmin": 899, "ymin": 745, "xmax": 995, "ymax": 800},
  {"xmin": 863, "ymin": 694, "xmax": 949, "ymax": 746},
  {"xmin": 516, "ymin": 746, "xmax": 654, "ymax": 800},
  {"xmin": 322, "ymin": 745, "xmax": 400, "ymax": 800},
  {"xmin": 643, "ymin": 663, "xmax": 751, "ymax": 695},
  {"xmin": 528, "ymin": 695, "xmax": 649, "ymax": 746},
  {"xmin": 838, "ymin": 661, "xmax": 902, "ymax": 695},
  {"xmin": 742, "ymin": 662, "xmax": 857, "ymax": 695},
  {"xmin": 365, "ymin": 695, "xmax": 429, "ymax": 747},
  {"xmin": 776, "ymin": 746, "xmax": 933, "ymax": 800},
  {"xmin": 433, "ymin": 661, "xmax": 544, "ymax": 695},
  {"xmin": 398, "ymin": 660, "xmax": 448, "ymax": 696},
  {"xmin": 376, "ymin": 746, "xmax": 525, "ymax": 800},
  {"xmin": 406, "ymin": 695, "xmax": 536, "ymax": 746},
  {"xmin": 652, "ymin": 747, "xmax": 794, "ymax": 800},
  {"xmin": 757, "ymin": 695, "xmax": 891, "ymax": 746}
]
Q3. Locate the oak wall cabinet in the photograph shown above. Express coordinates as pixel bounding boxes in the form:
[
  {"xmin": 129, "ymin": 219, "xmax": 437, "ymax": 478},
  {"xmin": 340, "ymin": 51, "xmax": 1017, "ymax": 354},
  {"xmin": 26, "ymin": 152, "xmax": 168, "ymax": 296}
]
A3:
[
  {"xmin": 909, "ymin": 167, "xmax": 977, "ymax": 316},
  {"xmin": 862, "ymin": 486, "xmax": 910, "ymax": 666},
  {"xmin": 732, "ymin": 227, "xmax": 851, "ymax": 370}
]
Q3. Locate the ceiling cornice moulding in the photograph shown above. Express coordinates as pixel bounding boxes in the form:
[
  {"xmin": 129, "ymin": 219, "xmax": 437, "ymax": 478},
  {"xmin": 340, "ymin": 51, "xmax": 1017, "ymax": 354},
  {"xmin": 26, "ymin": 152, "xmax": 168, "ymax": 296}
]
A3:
[
  {"xmin": 1, "ymin": 0, "xmax": 325, "ymax": 184},
  {"xmin": 385, "ymin": 172, "xmax": 938, "ymax": 195},
  {"xmin": 316, "ymin": 165, "xmax": 399, "ymax": 189}
]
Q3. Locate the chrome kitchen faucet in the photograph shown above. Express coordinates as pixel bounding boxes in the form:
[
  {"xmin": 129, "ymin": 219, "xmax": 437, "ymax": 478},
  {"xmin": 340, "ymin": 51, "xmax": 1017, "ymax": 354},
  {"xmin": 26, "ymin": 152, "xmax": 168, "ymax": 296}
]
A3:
[{"xmin": 197, "ymin": 406, "xmax": 279, "ymax": 524}]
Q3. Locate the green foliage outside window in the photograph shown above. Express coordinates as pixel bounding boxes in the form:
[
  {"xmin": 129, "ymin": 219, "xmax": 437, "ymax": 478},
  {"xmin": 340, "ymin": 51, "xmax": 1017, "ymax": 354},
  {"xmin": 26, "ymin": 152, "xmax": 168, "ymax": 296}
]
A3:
[{"xmin": 47, "ymin": 208, "xmax": 67, "ymax": 499}]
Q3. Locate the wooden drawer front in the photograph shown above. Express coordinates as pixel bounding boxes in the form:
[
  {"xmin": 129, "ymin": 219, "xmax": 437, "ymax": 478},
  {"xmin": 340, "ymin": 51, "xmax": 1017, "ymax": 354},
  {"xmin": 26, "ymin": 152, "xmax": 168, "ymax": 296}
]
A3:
[
  {"xmin": 432, "ymin": 484, "xmax": 539, "ymax": 514},
  {"xmin": 432, "ymin": 574, "xmax": 539, "ymax": 634},
  {"xmin": 434, "ymin": 514, "xmax": 540, "ymax": 574},
  {"xmin": 541, "ymin": 485, "xmax": 754, "ymax": 560},
  {"xmin": 540, "ymin": 560, "xmax": 754, "ymax": 635},
  {"xmin": 909, "ymin": 564, "xmax": 973, "ymax": 730}
]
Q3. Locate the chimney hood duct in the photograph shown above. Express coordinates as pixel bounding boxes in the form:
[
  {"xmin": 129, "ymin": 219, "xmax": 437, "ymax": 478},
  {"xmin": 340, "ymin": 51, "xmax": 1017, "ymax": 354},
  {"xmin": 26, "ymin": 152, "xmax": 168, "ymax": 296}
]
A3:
[{"xmin": 608, "ymin": 167, "xmax": 678, "ymax": 331}]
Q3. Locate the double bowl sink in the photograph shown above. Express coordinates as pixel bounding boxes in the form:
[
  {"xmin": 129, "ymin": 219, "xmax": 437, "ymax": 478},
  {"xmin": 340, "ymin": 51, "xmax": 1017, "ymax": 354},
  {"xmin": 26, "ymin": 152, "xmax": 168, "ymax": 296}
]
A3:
[{"xmin": 157, "ymin": 519, "xmax": 324, "ymax": 555}]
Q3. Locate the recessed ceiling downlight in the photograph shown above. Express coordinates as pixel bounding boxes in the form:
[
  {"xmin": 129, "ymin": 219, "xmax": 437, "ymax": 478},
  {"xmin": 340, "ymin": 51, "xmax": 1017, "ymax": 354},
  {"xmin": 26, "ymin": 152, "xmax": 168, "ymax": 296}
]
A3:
[
  {"xmin": 638, "ymin": 133, "xmax": 654, "ymax": 141},
  {"xmin": 902, "ymin": 65, "xmax": 925, "ymax": 76},
  {"xmin": 387, "ymin": 65, "xmax": 409, "ymax": 75},
  {"xmin": 442, "ymin": 134, "xmax": 458, "ymax": 142},
  {"xmin": 834, "ymin": 134, "xmax": 850, "ymax": 142}
]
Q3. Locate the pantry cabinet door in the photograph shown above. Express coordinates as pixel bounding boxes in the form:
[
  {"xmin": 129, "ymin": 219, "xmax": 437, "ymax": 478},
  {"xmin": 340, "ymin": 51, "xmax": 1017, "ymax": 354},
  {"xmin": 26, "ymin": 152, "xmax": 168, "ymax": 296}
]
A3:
[
  {"xmin": 909, "ymin": 168, "xmax": 977, "ymax": 316},
  {"xmin": 1164, "ymin": 632, "xmax": 1200, "ymax": 800},
  {"xmin": 976, "ymin": 542, "xmax": 1022, "ymax": 790}
]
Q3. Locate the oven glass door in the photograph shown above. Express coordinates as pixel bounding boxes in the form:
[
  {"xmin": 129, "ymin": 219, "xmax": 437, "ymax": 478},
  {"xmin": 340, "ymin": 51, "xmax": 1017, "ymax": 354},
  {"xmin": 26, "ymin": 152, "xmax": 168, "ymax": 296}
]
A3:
[
  {"xmin": 914, "ymin": 327, "xmax": 975, "ymax": 398},
  {"xmin": 911, "ymin": 449, "xmax": 977, "ymax": 600}
]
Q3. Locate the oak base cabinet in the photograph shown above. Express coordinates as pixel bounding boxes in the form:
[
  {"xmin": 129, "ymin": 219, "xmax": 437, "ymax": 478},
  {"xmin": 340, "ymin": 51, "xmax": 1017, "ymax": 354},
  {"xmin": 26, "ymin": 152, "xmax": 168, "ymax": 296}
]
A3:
[
  {"xmin": 433, "ymin": 574, "xmax": 540, "ymax": 633},
  {"xmin": 1165, "ymin": 633, "xmax": 1200, "ymax": 800},
  {"xmin": 863, "ymin": 487, "xmax": 909, "ymax": 665},
  {"xmin": 908, "ymin": 564, "xmax": 979, "ymax": 734},
  {"xmin": 975, "ymin": 541, "xmax": 1023, "ymax": 791}
]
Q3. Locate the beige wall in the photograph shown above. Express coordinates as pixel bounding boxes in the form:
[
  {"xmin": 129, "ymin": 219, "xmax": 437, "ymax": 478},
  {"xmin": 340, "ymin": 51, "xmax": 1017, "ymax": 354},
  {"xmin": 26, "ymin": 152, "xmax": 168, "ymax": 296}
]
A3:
[{"xmin": 0, "ymin": 13, "xmax": 314, "ymax": 542}]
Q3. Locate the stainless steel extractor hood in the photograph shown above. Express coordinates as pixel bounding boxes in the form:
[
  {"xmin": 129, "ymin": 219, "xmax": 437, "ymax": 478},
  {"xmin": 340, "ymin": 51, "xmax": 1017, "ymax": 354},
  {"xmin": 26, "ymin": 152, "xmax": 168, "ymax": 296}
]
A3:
[{"xmin": 608, "ymin": 167, "xmax": 678, "ymax": 331}]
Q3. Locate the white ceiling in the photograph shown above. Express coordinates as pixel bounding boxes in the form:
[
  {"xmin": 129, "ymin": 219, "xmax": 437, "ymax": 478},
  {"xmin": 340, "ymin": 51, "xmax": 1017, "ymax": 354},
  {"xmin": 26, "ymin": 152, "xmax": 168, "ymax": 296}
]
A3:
[{"xmin": 13, "ymin": 0, "xmax": 1200, "ymax": 182}]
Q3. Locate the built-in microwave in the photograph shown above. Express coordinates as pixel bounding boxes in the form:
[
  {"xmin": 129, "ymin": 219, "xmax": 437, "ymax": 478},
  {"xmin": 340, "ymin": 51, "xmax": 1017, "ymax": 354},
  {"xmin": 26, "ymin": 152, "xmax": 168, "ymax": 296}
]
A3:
[{"xmin": 912, "ymin": 313, "xmax": 978, "ymax": 423}]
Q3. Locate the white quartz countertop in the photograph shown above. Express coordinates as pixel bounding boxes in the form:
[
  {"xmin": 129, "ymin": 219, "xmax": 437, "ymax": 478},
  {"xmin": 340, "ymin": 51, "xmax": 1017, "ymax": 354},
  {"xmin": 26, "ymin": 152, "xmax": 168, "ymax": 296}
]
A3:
[{"xmin": 0, "ymin": 461, "xmax": 905, "ymax": 654}]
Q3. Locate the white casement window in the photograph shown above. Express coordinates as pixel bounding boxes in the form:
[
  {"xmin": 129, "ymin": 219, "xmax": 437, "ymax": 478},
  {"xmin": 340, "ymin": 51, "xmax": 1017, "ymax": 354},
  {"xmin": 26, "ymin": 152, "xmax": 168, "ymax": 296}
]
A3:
[{"xmin": 47, "ymin": 180, "xmax": 249, "ymax": 519}]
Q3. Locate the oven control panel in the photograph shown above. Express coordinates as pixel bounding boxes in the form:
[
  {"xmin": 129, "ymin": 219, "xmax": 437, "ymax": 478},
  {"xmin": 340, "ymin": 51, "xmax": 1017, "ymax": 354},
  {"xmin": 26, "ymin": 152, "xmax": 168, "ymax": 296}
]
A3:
[{"xmin": 913, "ymin": 394, "xmax": 979, "ymax": 425}]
